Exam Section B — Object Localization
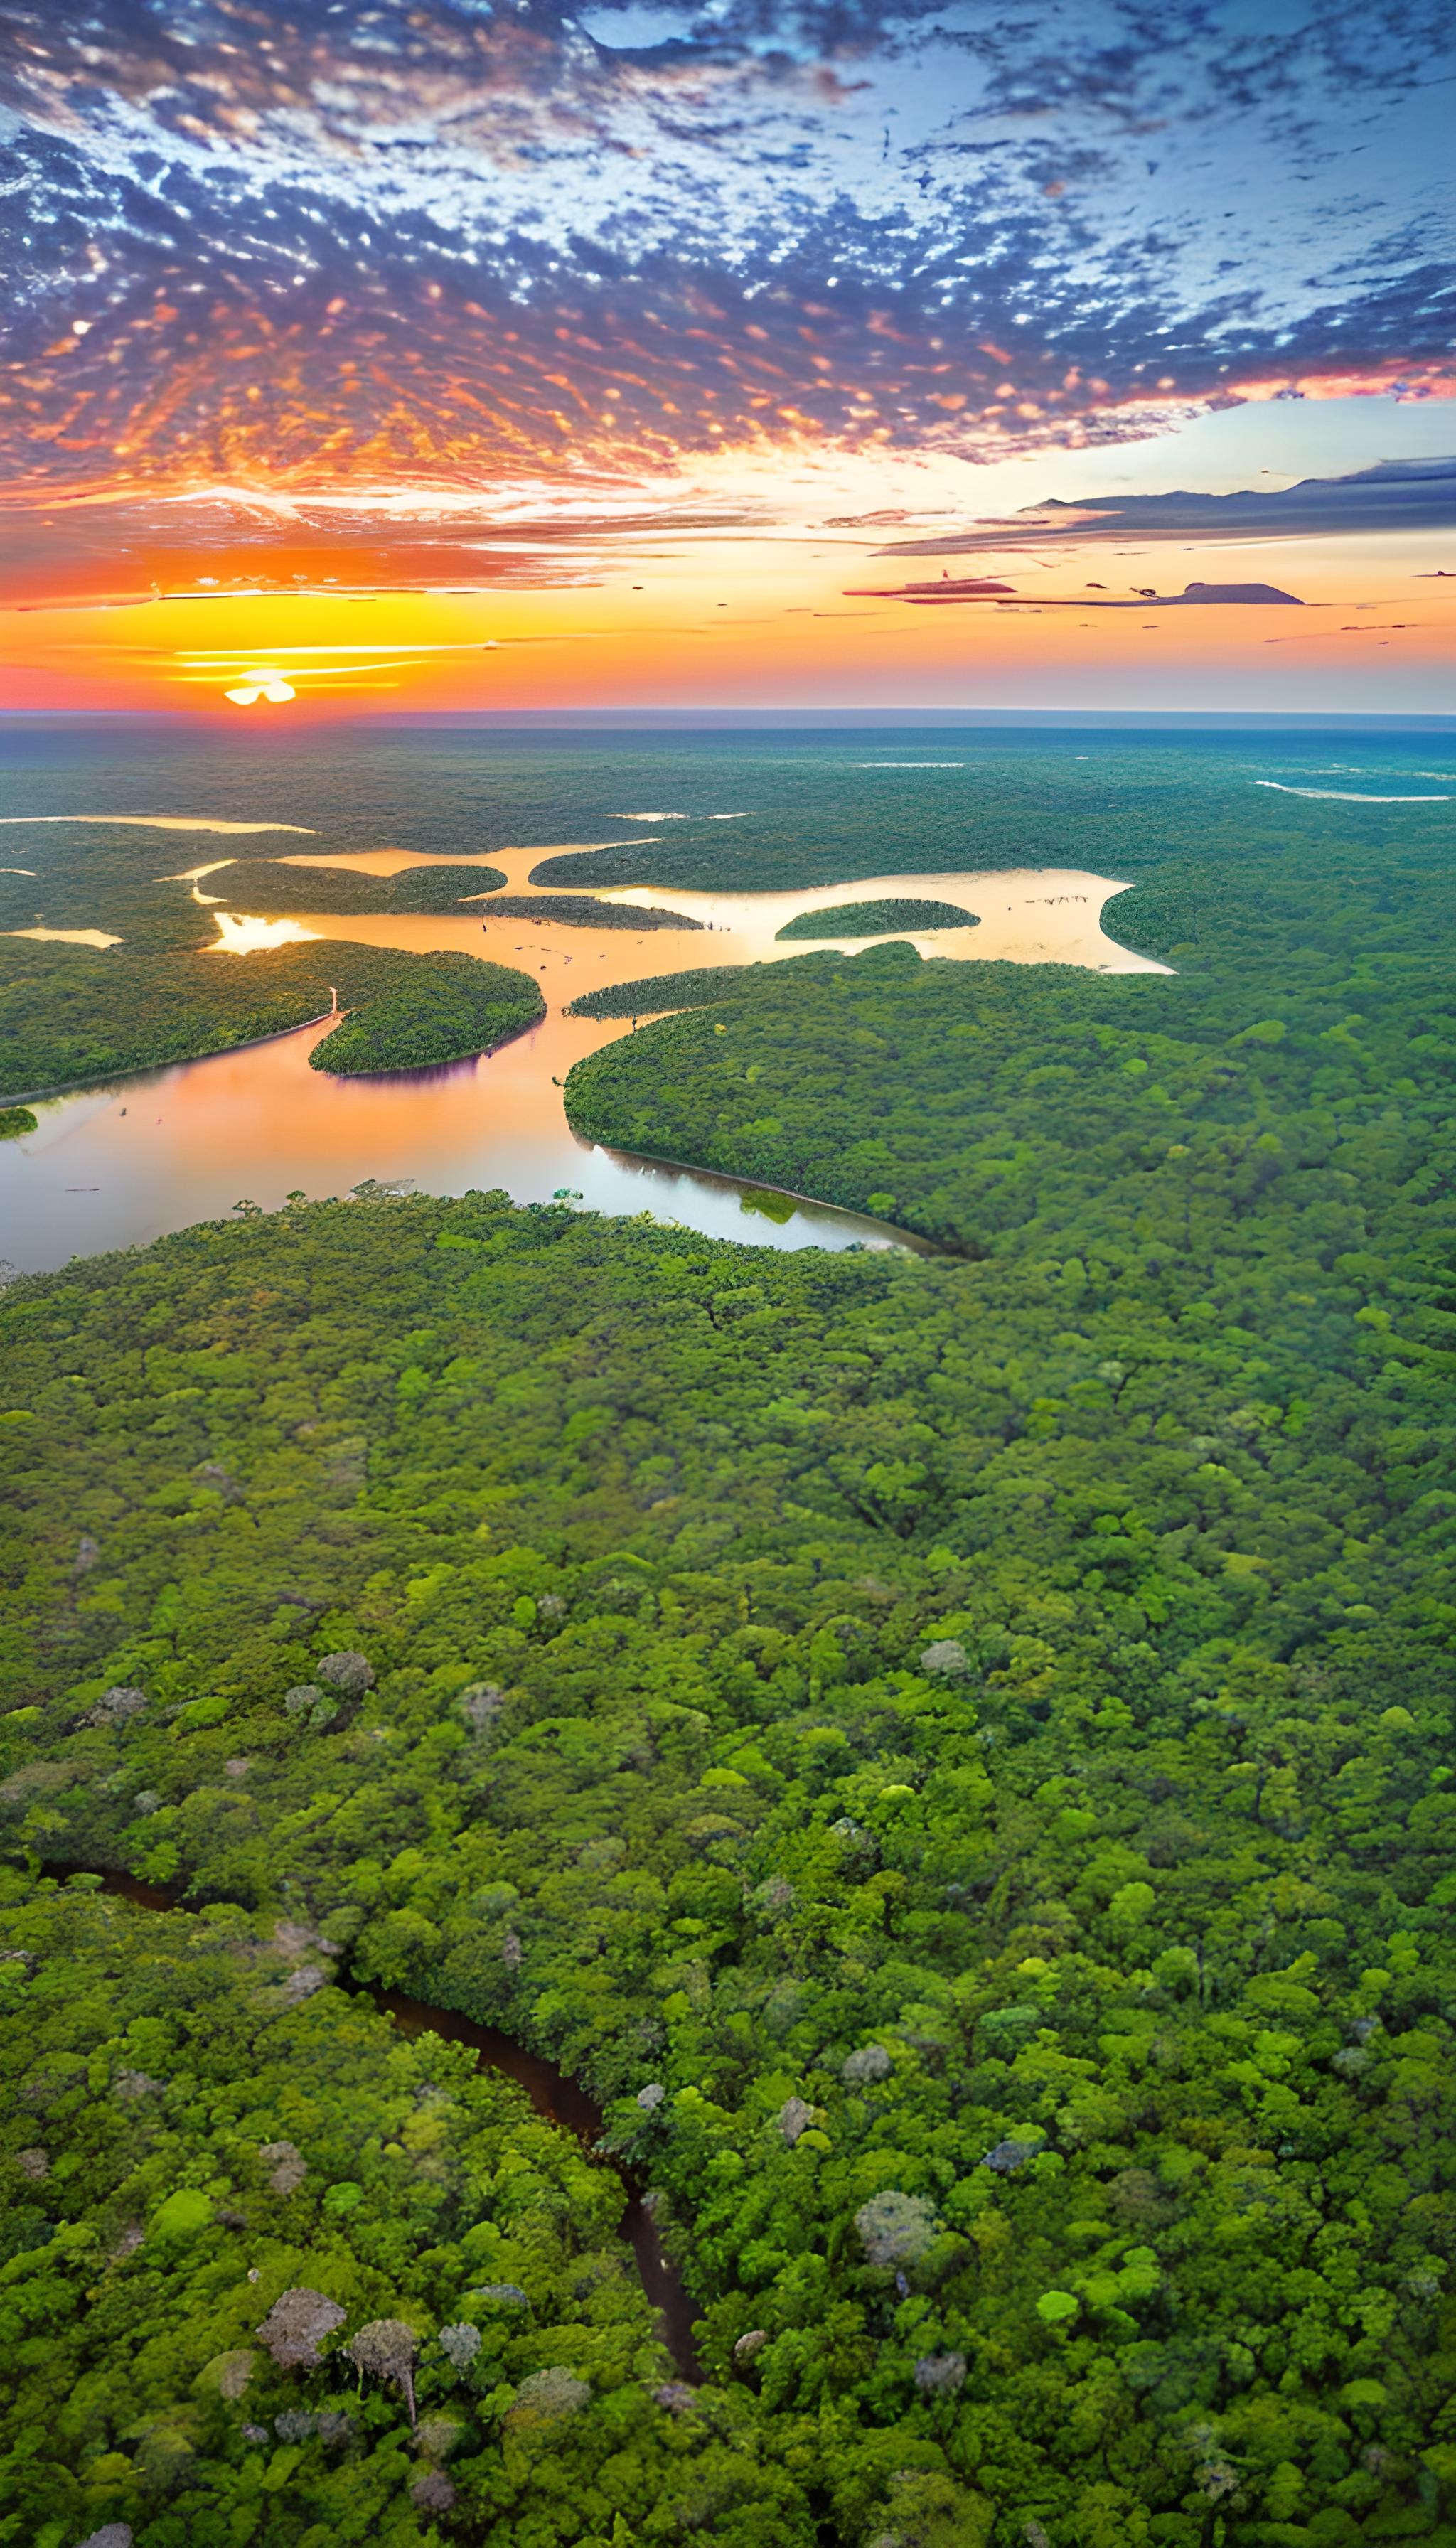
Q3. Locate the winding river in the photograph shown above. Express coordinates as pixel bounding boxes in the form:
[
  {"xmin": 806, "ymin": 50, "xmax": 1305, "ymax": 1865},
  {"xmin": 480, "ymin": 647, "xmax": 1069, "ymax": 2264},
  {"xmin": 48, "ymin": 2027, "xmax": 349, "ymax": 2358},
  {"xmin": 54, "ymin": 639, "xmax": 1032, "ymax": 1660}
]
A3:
[
  {"xmin": 1, "ymin": 843, "xmax": 1161, "ymax": 1274},
  {"xmin": 11, "ymin": 851, "xmax": 1165, "ymax": 2374},
  {"xmin": 43, "ymin": 1863, "xmax": 702, "ymax": 2382}
]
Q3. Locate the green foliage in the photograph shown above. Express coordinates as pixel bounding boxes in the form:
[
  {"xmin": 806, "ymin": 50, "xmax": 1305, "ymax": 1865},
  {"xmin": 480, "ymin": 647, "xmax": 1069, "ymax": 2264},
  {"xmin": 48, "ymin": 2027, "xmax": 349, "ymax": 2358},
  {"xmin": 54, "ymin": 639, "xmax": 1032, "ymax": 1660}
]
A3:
[
  {"xmin": 1, "ymin": 1166, "xmax": 1453, "ymax": 2541},
  {"xmin": 0, "ymin": 817, "xmax": 543, "ymax": 1099},
  {"xmin": 479, "ymin": 897, "xmax": 701, "ymax": 931},
  {"xmin": 308, "ymin": 960, "xmax": 543, "ymax": 1078},
  {"xmin": 562, "ymin": 923, "xmax": 1456, "ymax": 1264},
  {"xmin": 0, "ymin": 1873, "xmax": 718, "ymax": 2546},
  {"xmin": 567, "ymin": 961, "xmax": 804, "ymax": 1021},
  {"xmin": 215, "ymin": 862, "xmax": 508, "ymax": 915},
  {"xmin": 0, "ymin": 943, "xmax": 542, "ymax": 1101},
  {"xmin": 774, "ymin": 899, "xmax": 979, "ymax": 941},
  {"xmin": 0, "ymin": 1106, "xmax": 36, "ymax": 1140},
  {"xmin": 525, "ymin": 735, "xmax": 1453, "ymax": 895},
  {"xmin": 3, "ymin": 735, "xmax": 1455, "ymax": 2541}
]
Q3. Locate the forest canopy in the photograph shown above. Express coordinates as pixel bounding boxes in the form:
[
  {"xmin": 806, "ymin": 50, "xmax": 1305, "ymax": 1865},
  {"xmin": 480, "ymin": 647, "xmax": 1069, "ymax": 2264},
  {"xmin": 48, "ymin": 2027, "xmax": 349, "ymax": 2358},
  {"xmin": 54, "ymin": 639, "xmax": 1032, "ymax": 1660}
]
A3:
[
  {"xmin": 306, "ymin": 957, "xmax": 542, "ymax": 1078},
  {"xmin": 1, "ymin": 1143, "xmax": 1452, "ymax": 2542},
  {"xmin": 0, "ymin": 942, "xmax": 543, "ymax": 1099},
  {"xmin": 1, "ymin": 729, "xmax": 1454, "ymax": 2544},
  {"xmin": 774, "ymin": 899, "xmax": 980, "ymax": 941},
  {"xmin": 203, "ymin": 862, "xmax": 509, "ymax": 916}
]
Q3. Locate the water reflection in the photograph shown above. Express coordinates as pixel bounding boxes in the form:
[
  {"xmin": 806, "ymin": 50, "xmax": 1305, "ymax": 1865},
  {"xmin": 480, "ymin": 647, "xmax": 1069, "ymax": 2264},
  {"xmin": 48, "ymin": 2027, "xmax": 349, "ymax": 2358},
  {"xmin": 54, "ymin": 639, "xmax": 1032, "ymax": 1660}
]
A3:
[
  {"xmin": 2, "ymin": 848, "xmax": 1154, "ymax": 1273},
  {"xmin": 0, "ymin": 1007, "xmax": 920, "ymax": 1271},
  {"xmin": 262, "ymin": 840, "xmax": 1165, "ymax": 976},
  {"xmin": 210, "ymin": 912, "xmax": 321, "ymax": 953}
]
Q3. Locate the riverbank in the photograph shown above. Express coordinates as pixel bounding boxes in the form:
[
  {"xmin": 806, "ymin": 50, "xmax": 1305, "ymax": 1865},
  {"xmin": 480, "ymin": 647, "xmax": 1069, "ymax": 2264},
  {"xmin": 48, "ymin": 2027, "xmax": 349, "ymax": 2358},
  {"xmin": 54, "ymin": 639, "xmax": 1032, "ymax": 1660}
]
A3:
[
  {"xmin": 0, "ymin": 995, "xmax": 918, "ymax": 1273},
  {"xmin": 36, "ymin": 1861, "xmax": 701, "ymax": 2382}
]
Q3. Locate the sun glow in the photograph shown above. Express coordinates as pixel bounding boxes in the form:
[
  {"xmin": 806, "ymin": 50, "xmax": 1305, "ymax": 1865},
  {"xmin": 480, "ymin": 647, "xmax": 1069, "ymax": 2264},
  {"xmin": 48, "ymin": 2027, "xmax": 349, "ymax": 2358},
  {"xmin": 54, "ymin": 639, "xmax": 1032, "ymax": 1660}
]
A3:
[
  {"xmin": 176, "ymin": 639, "xmax": 502, "ymax": 705},
  {"xmin": 208, "ymin": 912, "xmax": 321, "ymax": 953},
  {"xmin": 224, "ymin": 674, "xmax": 296, "ymax": 707}
]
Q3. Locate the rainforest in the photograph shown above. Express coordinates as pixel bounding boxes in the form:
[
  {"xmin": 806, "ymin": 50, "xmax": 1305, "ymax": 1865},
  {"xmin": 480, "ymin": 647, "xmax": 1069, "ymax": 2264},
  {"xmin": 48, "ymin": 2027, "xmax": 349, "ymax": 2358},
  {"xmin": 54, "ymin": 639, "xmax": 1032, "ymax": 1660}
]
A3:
[
  {"xmin": 4, "ymin": 0, "xmax": 1456, "ymax": 2523},
  {"xmin": 1, "ymin": 727, "xmax": 1454, "ymax": 2548}
]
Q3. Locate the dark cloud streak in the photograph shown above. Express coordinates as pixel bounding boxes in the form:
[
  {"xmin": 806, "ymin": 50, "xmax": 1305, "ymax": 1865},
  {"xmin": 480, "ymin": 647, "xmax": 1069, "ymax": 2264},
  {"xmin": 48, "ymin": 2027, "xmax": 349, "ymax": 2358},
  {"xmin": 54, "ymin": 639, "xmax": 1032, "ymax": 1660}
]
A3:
[{"xmin": 872, "ymin": 459, "xmax": 1456, "ymax": 557}]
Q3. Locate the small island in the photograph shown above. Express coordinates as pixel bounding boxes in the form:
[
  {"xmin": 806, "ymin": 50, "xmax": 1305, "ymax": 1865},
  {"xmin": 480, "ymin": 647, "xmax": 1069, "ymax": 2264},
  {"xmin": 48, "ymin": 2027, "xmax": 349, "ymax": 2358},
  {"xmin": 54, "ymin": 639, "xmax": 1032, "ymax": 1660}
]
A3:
[
  {"xmin": 309, "ymin": 955, "xmax": 545, "ymax": 1075},
  {"xmin": 478, "ymin": 893, "xmax": 701, "ymax": 930},
  {"xmin": 775, "ymin": 896, "xmax": 980, "ymax": 940}
]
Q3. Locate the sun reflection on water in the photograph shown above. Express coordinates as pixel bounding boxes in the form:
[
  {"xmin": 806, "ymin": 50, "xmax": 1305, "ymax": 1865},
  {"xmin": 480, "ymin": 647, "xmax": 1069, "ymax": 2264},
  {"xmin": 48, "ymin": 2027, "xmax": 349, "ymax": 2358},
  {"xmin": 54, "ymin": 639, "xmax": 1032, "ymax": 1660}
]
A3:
[{"xmin": 208, "ymin": 911, "xmax": 321, "ymax": 955}]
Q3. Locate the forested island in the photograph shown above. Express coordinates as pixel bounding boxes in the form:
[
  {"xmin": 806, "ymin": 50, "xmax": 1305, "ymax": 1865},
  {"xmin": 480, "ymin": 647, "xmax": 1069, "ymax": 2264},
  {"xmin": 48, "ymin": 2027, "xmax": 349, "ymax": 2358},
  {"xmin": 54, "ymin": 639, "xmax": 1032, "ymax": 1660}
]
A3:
[
  {"xmin": 478, "ymin": 895, "xmax": 700, "ymax": 931},
  {"xmin": 774, "ymin": 899, "xmax": 980, "ymax": 941},
  {"xmin": 0, "ymin": 827, "xmax": 551, "ymax": 1093},
  {"xmin": 306, "ymin": 958, "xmax": 543, "ymax": 1078},
  {"xmin": 0, "ymin": 939, "xmax": 544, "ymax": 1100},
  {"xmin": 201, "ymin": 862, "xmax": 509, "ymax": 916}
]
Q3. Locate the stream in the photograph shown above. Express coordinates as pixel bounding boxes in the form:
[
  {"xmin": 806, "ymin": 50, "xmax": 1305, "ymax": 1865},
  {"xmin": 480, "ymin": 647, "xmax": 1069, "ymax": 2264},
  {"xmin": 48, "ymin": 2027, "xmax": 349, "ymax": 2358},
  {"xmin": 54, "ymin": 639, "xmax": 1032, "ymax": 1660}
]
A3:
[{"xmin": 40, "ymin": 1862, "xmax": 702, "ymax": 2382}]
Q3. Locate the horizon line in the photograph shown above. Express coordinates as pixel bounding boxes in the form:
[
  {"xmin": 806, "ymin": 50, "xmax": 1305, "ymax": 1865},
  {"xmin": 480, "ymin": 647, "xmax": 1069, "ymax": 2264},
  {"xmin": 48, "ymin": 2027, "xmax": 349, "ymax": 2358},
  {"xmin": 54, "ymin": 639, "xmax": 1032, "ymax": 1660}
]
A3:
[{"xmin": 3, "ymin": 707, "xmax": 1453, "ymax": 728}]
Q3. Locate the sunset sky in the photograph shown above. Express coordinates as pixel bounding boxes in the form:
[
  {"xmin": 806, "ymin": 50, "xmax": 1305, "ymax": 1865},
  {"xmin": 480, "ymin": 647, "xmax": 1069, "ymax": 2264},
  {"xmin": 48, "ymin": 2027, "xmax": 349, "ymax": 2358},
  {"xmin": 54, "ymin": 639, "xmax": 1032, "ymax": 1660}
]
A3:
[{"xmin": 2, "ymin": 0, "xmax": 1452, "ymax": 716}]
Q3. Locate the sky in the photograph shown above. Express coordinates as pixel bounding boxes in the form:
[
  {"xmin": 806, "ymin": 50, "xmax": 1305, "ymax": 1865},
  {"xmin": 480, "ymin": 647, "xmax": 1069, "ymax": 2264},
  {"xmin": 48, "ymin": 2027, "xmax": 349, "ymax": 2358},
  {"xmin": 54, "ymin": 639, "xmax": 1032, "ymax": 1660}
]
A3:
[{"xmin": 1, "ymin": 0, "xmax": 1452, "ymax": 715}]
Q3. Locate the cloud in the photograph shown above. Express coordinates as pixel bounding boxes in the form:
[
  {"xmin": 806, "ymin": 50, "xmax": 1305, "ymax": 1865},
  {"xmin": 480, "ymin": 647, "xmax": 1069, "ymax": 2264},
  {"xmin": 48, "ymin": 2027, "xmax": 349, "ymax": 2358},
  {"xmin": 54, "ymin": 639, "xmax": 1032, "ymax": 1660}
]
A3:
[
  {"xmin": 872, "ymin": 458, "xmax": 1456, "ymax": 557},
  {"xmin": 0, "ymin": 478, "xmax": 769, "ymax": 613},
  {"xmin": 847, "ymin": 574, "xmax": 1305, "ymax": 605},
  {"xmin": 844, "ymin": 576, "xmax": 1017, "ymax": 603},
  {"xmin": 0, "ymin": 0, "xmax": 1452, "ymax": 520}
]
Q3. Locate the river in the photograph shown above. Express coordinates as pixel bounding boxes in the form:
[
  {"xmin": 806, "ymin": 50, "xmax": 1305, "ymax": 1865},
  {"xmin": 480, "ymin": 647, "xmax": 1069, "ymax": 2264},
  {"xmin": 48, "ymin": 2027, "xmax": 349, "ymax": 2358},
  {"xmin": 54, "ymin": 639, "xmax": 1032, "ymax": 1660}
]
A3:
[
  {"xmin": 1, "ymin": 847, "xmax": 1159, "ymax": 1273},
  {"xmin": 43, "ymin": 1863, "xmax": 702, "ymax": 2382}
]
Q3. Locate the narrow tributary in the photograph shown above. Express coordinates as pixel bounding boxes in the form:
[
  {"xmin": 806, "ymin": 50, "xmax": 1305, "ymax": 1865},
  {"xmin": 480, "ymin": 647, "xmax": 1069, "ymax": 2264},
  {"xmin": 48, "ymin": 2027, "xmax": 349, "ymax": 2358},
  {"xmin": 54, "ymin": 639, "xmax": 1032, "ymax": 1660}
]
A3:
[{"xmin": 43, "ymin": 1863, "xmax": 702, "ymax": 2382}]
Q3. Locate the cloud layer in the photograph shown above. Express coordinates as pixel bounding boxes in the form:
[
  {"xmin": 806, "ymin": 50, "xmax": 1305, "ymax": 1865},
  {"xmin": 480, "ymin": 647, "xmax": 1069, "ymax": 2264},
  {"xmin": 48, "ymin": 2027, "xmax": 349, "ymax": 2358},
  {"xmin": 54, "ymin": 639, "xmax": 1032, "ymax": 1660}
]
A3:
[
  {"xmin": 1, "ymin": 0, "xmax": 1453, "ymax": 509},
  {"xmin": 846, "ymin": 576, "xmax": 1307, "ymax": 605},
  {"xmin": 871, "ymin": 456, "xmax": 1456, "ymax": 557}
]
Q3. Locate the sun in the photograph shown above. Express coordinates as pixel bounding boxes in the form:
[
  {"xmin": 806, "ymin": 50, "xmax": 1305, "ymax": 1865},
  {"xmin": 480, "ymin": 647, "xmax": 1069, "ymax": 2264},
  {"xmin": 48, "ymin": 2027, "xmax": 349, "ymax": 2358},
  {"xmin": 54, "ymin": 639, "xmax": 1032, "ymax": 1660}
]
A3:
[{"xmin": 223, "ymin": 673, "xmax": 296, "ymax": 707}]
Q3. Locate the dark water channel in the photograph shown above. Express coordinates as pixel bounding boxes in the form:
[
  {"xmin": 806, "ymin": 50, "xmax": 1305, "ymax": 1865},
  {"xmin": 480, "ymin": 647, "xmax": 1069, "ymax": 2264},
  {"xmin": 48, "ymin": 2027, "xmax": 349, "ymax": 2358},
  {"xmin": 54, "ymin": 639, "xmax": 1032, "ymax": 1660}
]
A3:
[{"xmin": 41, "ymin": 1863, "xmax": 702, "ymax": 2381}]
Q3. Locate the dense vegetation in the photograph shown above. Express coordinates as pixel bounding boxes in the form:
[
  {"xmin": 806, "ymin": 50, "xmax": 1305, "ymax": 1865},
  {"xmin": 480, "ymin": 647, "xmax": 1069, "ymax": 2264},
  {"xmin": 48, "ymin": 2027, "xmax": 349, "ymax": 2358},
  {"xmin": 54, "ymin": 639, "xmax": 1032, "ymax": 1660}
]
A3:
[
  {"xmin": 566, "ymin": 963, "xmax": 765, "ymax": 1020},
  {"xmin": 478, "ymin": 896, "xmax": 700, "ymax": 931},
  {"xmin": 3, "ymin": 725, "xmax": 1455, "ymax": 2544},
  {"xmin": 2, "ymin": 1142, "xmax": 1453, "ymax": 2542},
  {"xmin": 563, "ymin": 827, "xmax": 1456, "ymax": 1250},
  {"xmin": 775, "ymin": 901, "xmax": 979, "ymax": 941},
  {"xmin": 562, "ymin": 931, "xmax": 1456, "ymax": 1246},
  {"xmin": 0, "ymin": 815, "xmax": 550, "ymax": 1096},
  {"xmin": 8, "ymin": 722, "xmax": 1447, "ymax": 909},
  {"xmin": 522, "ymin": 742, "xmax": 1450, "ymax": 897},
  {"xmin": 0, "ymin": 1873, "xmax": 716, "ymax": 2548},
  {"xmin": 307, "ymin": 959, "xmax": 543, "ymax": 1078},
  {"xmin": 0, "ymin": 791, "xmax": 687, "ymax": 1098},
  {"xmin": 0, "ymin": 942, "xmax": 542, "ymax": 1100},
  {"xmin": 4, "ymin": 728, "xmax": 1449, "ymax": 1096},
  {"xmin": 210, "ymin": 863, "xmax": 508, "ymax": 916},
  {"xmin": 0, "ymin": 1106, "xmax": 35, "ymax": 1140}
]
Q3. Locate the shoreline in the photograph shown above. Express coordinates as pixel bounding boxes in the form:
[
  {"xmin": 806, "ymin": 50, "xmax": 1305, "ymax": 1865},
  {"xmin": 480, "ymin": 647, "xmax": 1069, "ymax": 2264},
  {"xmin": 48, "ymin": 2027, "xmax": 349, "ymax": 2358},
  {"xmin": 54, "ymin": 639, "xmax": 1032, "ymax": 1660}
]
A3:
[
  {"xmin": 309, "ymin": 990, "xmax": 547, "ymax": 1083},
  {"xmin": 588, "ymin": 1135, "xmax": 940, "ymax": 1255},
  {"xmin": 0, "ymin": 1007, "xmax": 340, "ymax": 1110}
]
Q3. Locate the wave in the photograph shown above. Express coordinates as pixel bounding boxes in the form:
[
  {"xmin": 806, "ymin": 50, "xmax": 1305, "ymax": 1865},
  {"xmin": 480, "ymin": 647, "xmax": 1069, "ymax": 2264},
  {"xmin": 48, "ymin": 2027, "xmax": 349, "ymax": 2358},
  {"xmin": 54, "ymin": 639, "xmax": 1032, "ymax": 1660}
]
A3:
[
  {"xmin": 855, "ymin": 761, "xmax": 965, "ymax": 769},
  {"xmin": 614, "ymin": 811, "xmax": 750, "ymax": 822},
  {"xmin": 1255, "ymin": 781, "xmax": 1450, "ymax": 803}
]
